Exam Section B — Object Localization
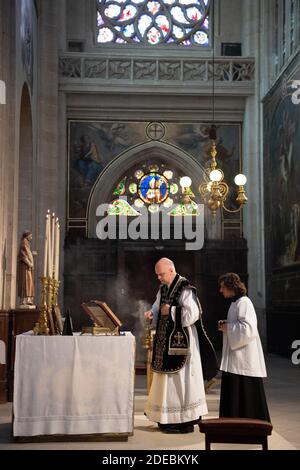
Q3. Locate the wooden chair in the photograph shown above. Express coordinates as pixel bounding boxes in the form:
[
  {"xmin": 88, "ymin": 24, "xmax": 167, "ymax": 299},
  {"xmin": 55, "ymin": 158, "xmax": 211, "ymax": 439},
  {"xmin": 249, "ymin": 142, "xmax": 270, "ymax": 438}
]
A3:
[{"xmin": 199, "ymin": 418, "xmax": 273, "ymax": 450}]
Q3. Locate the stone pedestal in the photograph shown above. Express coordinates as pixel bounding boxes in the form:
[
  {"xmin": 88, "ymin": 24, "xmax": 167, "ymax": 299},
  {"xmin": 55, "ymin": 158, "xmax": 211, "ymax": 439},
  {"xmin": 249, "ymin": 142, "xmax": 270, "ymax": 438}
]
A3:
[
  {"xmin": 0, "ymin": 310, "xmax": 9, "ymax": 403},
  {"xmin": 7, "ymin": 308, "xmax": 40, "ymax": 401}
]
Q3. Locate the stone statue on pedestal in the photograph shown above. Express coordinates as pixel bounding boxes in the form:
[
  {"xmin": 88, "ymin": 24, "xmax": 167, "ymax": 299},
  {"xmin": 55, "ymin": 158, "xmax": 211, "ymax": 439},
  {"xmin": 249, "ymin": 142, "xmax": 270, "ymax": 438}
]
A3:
[{"xmin": 17, "ymin": 231, "xmax": 36, "ymax": 309}]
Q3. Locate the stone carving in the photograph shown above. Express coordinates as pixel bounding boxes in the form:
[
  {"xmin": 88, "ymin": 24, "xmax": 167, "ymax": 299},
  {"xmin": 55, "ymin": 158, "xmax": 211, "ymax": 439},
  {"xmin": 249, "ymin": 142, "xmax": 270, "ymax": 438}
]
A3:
[
  {"xmin": 211, "ymin": 62, "xmax": 231, "ymax": 81},
  {"xmin": 232, "ymin": 62, "xmax": 255, "ymax": 81},
  {"xmin": 146, "ymin": 122, "xmax": 165, "ymax": 141},
  {"xmin": 158, "ymin": 61, "xmax": 181, "ymax": 80},
  {"xmin": 59, "ymin": 56, "xmax": 255, "ymax": 84},
  {"xmin": 183, "ymin": 62, "xmax": 207, "ymax": 81},
  {"xmin": 134, "ymin": 61, "xmax": 156, "ymax": 80},
  {"xmin": 108, "ymin": 60, "xmax": 131, "ymax": 79},
  {"xmin": 84, "ymin": 60, "xmax": 106, "ymax": 78},
  {"xmin": 59, "ymin": 58, "xmax": 81, "ymax": 78}
]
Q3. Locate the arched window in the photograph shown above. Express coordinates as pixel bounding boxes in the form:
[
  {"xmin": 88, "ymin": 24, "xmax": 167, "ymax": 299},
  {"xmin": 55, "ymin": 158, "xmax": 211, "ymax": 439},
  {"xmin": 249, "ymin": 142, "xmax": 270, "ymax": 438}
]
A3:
[
  {"xmin": 97, "ymin": 0, "xmax": 211, "ymax": 46},
  {"xmin": 109, "ymin": 163, "xmax": 199, "ymax": 216},
  {"xmin": 273, "ymin": 0, "xmax": 300, "ymax": 75}
]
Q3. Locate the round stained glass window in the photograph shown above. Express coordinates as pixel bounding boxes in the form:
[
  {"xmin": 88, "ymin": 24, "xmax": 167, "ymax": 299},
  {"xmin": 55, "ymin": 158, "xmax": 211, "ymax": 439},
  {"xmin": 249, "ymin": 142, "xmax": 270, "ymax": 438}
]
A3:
[
  {"xmin": 129, "ymin": 183, "xmax": 138, "ymax": 194},
  {"xmin": 170, "ymin": 183, "xmax": 179, "ymax": 194},
  {"xmin": 134, "ymin": 198, "xmax": 144, "ymax": 208},
  {"xmin": 135, "ymin": 169, "xmax": 144, "ymax": 180},
  {"xmin": 138, "ymin": 173, "xmax": 169, "ymax": 204},
  {"xmin": 163, "ymin": 170, "xmax": 173, "ymax": 180}
]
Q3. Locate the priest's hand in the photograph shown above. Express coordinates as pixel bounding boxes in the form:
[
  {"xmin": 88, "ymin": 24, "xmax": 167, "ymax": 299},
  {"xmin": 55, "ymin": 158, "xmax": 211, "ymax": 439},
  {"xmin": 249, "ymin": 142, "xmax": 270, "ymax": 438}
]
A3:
[
  {"xmin": 144, "ymin": 310, "xmax": 153, "ymax": 320},
  {"xmin": 218, "ymin": 320, "xmax": 227, "ymax": 333},
  {"xmin": 161, "ymin": 303, "xmax": 171, "ymax": 316}
]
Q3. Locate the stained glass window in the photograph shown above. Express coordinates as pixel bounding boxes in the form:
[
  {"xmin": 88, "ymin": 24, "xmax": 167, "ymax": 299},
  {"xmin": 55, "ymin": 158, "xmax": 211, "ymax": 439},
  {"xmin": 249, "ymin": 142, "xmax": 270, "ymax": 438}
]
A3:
[
  {"xmin": 290, "ymin": 0, "xmax": 295, "ymax": 54},
  {"xmin": 108, "ymin": 199, "xmax": 141, "ymax": 215},
  {"xmin": 97, "ymin": 0, "xmax": 210, "ymax": 46},
  {"xmin": 113, "ymin": 176, "xmax": 127, "ymax": 195},
  {"xmin": 139, "ymin": 173, "xmax": 169, "ymax": 204},
  {"xmin": 272, "ymin": 0, "xmax": 300, "ymax": 75},
  {"xmin": 110, "ymin": 163, "xmax": 199, "ymax": 216},
  {"xmin": 167, "ymin": 197, "xmax": 199, "ymax": 216}
]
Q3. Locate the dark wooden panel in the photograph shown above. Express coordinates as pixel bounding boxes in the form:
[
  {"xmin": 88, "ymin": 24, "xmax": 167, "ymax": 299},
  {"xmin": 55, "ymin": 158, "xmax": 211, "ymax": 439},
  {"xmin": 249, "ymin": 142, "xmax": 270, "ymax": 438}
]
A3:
[
  {"xmin": 11, "ymin": 309, "xmax": 40, "ymax": 336},
  {"xmin": 267, "ymin": 310, "xmax": 300, "ymax": 357},
  {"xmin": 64, "ymin": 237, "xmax": 248, "ymax": 363},
  {"xmin": 0, "ymin": 311, "xmax": 9, "ymax": 403},
  {"xmin": 195, "ymin": 240, "xmax": 248, "ymax": 350},
  {"xmin": 64, "ymin": 238, "xmax": 118, "ymax": 331},
  {"xmin": 8, "ymin": 309, "xmax": 40, "ymax": 401}
]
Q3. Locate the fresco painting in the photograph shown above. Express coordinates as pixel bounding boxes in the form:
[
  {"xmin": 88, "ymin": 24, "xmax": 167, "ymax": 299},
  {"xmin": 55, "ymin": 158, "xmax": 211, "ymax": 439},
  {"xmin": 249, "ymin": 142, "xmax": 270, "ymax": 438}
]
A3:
[
  {"xmin": 68, "ymin": 121, "xmax": 241, "ymax": 220},
  {"xmin": 264, "ymin": 70, "xmax": 300, "ymax": 268}
]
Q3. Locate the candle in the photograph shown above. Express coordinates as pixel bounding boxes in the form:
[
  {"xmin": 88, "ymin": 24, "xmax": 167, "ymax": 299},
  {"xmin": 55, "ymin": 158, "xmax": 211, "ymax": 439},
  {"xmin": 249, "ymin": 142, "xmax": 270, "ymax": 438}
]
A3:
[
  {"xmin": 47, "ymin": 213, "xmax": 52, "ymax": 278},
  {"xmin": 55, "ymin": 223, "xmax": 60, "ymax": 281},
  {"xmin": 53, "ymin": 220, "xmax": 57, "ymax": 280},
  {"xmin": 51, "ymin": 213, "xmax": 55, "ymax": 278},
  {"xmin": 43, "ymin": 213, "xmax": 49, "ymax": 277},
  {"xmin": 54, "ymin": 218, "xmax": 59, "ymax": 280}
]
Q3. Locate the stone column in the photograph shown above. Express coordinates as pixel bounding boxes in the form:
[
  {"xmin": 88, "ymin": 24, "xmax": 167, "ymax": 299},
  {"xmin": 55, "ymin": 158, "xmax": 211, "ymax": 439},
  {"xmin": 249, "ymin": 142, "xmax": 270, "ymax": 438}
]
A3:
[
  {"xmin": 242, "ymin": 0, "xmax": 267, "ymax": 344},
  {"xmin": 0, "ymin": 0, "xmax": 18, "ymax": 309},
  {"xmin": 57, "ymin": 0, "xmax": 67, "ymax": 306},
  {"xmin": 36, "ymin": 0, "xmax": 63, "ymax": 296}
]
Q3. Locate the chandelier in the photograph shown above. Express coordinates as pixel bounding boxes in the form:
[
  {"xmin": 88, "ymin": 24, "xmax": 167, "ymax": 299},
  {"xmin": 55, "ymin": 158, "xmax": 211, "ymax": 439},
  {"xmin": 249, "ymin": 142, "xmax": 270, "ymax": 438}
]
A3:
[
  {"xmin": 198, "ymin": 0, "xmax": 247, "ymax": 216},
  {"xmin": 198, "ymin": 126, "xmax": 247, "ymax": 216}
]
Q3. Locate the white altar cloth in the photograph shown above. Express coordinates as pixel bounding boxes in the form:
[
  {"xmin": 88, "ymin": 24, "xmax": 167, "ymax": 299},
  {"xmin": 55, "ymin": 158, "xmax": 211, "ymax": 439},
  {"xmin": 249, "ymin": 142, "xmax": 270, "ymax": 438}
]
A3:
[{"xmin": 13, "ymin": 332, "xmax": 135, "ymax": 436}]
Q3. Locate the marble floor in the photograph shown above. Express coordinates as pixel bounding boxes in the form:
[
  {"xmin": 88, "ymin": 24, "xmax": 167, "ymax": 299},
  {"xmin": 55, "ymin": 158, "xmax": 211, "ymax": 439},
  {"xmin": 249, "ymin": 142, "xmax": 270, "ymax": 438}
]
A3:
[{"xmin": 0, "ymin": 353, "xmax": 299, "ymax": 451}]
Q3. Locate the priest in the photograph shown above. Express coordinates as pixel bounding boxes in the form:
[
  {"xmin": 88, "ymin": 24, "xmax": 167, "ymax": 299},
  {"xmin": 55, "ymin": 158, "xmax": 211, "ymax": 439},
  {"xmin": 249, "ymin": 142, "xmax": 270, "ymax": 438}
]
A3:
[{"xmin": 144, "ymin": 257, "xmax": 218, "ymax": 434}]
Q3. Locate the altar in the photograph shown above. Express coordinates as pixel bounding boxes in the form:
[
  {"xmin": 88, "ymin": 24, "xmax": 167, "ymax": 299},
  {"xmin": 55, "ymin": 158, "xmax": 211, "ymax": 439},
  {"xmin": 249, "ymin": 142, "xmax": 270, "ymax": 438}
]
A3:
[{"xmin": 13, "ymin": 332, "xmax": 135, "ymax": 437}]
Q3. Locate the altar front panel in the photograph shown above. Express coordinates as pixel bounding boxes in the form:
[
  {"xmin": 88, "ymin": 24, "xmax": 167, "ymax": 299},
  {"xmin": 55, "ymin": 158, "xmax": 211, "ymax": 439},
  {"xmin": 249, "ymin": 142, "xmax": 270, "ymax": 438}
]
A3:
[{"xmin": 13, "ymin": 333, "xmax": 135, "ymax": 436}]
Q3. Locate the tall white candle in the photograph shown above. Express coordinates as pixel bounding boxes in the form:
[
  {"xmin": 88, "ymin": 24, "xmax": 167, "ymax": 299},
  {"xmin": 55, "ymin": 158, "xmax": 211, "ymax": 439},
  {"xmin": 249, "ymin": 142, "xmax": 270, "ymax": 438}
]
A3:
[
  {"xmin": 43, "ymin": 213, "xmax": 49, "ymax": 277},
  {"xmin": 47, "ymin": 213, "xmax": 52, "ymax": 278},
  {"xmin": 55, "ymin": 223, "xmax": 60, "ymax": 281},
  {"xmin": 53, "ymin": 219, "xmax": 57, "ymax": 280},
  {"xmin": 54, "ymin": 218, "xmax": 58, "ymax": 280},
  {"xmin": 51, "ymin": 213, "xmax": 55, "ymax": 278},
  {"xmin": 58, "ymin": 225, "xmax": 60, "ymax": 280}
]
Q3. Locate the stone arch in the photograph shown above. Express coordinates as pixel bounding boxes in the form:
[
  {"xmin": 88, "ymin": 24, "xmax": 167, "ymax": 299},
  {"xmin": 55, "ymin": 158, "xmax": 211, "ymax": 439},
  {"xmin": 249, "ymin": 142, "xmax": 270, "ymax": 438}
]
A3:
[
  {"xmin": 87, "ymin": 141, "xmax": 221, "ymax": 238},
  {"xmin": 18, "ymin": 83, "xmax": 34, "ymax": 238}
]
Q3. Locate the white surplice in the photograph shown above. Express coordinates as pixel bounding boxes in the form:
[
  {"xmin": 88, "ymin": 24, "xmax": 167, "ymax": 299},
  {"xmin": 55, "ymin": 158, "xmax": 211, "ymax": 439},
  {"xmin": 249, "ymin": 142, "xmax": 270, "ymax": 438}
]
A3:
[{"xmin": 220, "ymin": 296, "xmax": 267, "ymax": 377}]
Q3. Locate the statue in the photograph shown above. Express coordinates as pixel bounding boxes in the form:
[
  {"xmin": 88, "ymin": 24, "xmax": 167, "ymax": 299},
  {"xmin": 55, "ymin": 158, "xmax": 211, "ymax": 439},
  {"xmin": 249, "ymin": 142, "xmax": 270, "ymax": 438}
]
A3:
[{"xmin": 17, "ymin": 231, "xmax": 36, "ymax": 308}]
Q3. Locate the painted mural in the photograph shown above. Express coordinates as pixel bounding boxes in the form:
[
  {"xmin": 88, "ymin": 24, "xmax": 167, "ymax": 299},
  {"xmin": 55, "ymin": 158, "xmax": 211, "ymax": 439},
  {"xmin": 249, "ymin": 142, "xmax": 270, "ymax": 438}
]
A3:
[
  {"xmin": 68, "ymin": 121, "xmax": 143, "ymax": 218},
  {"xmin": 264, "ymin": 64, "xmax": 300, "ymax": 268},
  {"xmin": 68, "ymin": 121, "xmax": 241, "ymax": 221}
]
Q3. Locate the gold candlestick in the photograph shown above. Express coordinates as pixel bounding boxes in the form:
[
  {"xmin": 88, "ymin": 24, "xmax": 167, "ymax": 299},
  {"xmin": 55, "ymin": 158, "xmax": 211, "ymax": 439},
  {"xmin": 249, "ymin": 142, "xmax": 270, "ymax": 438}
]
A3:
[
  {"xmin": 142, "ymin": 317, "xmax": 154, "ymax": 393},
  {"xmin": 33, "ymin": 277, "xmax": 50, "ymax": 335},
  {"xmin": 52, "ymin": 279, "xmax": 63, "ymax": 334},
  {"xmin": 46, "ymin": 277, "xmax": 56, "ymax": 335}
]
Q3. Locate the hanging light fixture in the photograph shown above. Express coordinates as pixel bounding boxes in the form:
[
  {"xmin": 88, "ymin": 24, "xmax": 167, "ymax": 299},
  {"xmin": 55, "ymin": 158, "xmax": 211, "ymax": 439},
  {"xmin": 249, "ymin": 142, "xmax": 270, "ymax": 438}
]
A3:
[
  {"xmin": 198, "ymin": 1, "xmax": 247, "ymax": 216},
  {"xmin": 179, "ymin": 176, "xmax": 192, "ymax": 195}
]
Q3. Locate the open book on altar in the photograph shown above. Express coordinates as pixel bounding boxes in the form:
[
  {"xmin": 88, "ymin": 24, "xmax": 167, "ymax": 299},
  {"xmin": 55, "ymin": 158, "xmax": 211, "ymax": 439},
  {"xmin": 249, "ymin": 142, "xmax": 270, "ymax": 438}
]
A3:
[{"xmin": 81, "ymin": 300, "xmax": 122, "ymax": 335}]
